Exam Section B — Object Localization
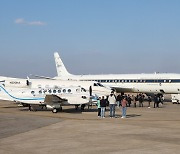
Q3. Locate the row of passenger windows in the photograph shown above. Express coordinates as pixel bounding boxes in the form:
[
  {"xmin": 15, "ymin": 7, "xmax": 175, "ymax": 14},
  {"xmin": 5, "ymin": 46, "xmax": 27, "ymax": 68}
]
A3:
[
  {"xmin": 31, "ymin": 89, "xmax": 72, "ymax": 95},
  {"xmin": 86, "ymin": 79, "xmax": 180, "ymax": 83}
]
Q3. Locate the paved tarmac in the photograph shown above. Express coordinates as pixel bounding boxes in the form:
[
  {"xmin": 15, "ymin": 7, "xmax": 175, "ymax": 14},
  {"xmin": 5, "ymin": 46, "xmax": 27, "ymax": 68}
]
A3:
[{"xmin": 0, "ymin": 100, "xmax": 180, "ymax": 154}]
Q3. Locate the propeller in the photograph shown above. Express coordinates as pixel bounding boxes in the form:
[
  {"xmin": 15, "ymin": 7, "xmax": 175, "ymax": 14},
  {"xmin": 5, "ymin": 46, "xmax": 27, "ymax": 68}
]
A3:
[
  {"xmin": 89, "ymin": 86, "xmax": 98, "ymax": 101},
  {"xmin": 89, "ymin": 86, "xmax": 92, "ymax": 96},
  {"xmin": 26, "ymin": 76, "xmax": 32, "ymax": 86}
]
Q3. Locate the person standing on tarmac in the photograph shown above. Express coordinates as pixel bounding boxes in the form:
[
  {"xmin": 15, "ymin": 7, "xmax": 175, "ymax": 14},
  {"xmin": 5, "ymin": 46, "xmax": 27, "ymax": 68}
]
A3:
[
  {"xmin": 100, "ymin": 96, "xmax": 106, "ymax": 118},
  {"xmin": 121, "ymin": 97, "xmax": 128, "ymax": 118},
  {"xmin": 138, "ymin": 94, "xmax": 144, "ymax": 107},
  {"xmin": 154, "ymin": 95, "xmax": 158, "ymax": 108},
  {"xmin": 148, "ymin": 96, "xmax": 152, "ymax": 108},
  {"xmin": 132, "ymin": 95, "xmax": 136, "ymax": 108},
  {"xmin": 108, "ymin": 91, "xmax": 117, "ymax": 118},
  {"xmin": 116, "ymin": 94, "xmax": 121, "ymax": 108},
  {"xmin": 97, "ymin": 97, "xmax": 101, "ymax": 117}
]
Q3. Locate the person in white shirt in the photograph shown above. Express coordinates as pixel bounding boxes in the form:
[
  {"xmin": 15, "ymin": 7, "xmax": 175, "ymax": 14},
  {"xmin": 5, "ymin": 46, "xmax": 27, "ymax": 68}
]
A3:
[{"xmin": 108, "ymin": 91, "xmax": 116, "ymax": 118}]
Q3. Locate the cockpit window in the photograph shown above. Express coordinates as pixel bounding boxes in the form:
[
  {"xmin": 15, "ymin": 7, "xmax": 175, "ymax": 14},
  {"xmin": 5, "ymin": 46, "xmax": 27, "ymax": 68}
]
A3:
[
  {"xmin": 81, "ymin": 88, "xmax": 86, "ymax": 92},
  {"xmin": 93, "ymin": 82, "xmax": 104, "ymax": 87},
  {"xmin": 97, "ymin": 83, "xmax": 104, "ymax": 87},
  {"xmin": 93, "ymin": 83, "xmax": 98, "ymax": 86}
]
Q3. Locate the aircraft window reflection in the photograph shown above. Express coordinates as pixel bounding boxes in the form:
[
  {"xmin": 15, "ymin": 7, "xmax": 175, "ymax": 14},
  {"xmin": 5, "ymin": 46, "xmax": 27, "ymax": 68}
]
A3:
[
  {"xmin": 39, "ymin": 90, "xmax": 42, "ymax": 94},
  {"xmin": 53, "ymin": 90, "xmax": 56, "ymax": 93},
  {"xmin": 31, "ymin": 91, "xmax": 35, "ymax": 94},
  {"xmin": 63, "ymin": 89, "xmax": 66, "ymax": 93},
  {"xmin": 43, "ymin": 90, "xmax": 47, "ymax": 93},
  {"xmin": 68, "ymin": 89, "xmax": 71, "ymax": 93},
  {"xmin": 58, "ymin": 89, "xmax": 61, "ymax": 93},
  {"xmin": 48, "ymin": 89, "xmax": 52, "ymax": 93}
]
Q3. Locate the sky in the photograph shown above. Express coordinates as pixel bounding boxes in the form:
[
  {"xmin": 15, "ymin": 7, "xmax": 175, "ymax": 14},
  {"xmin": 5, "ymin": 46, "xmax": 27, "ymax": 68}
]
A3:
[{"xmin": 0, "ymin": 0, "xmax": 180, "ymax": 78}]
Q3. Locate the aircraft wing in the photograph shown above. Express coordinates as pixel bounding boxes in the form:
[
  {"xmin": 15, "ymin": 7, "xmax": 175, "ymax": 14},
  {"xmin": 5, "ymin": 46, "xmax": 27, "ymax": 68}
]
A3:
[
  {"xmin": 111, "ymin": 86, "xmax": 135, "ymax": 93},
  {"xmin": 44, "ymin": 94, "xmax": 90, "ymax": 106}
]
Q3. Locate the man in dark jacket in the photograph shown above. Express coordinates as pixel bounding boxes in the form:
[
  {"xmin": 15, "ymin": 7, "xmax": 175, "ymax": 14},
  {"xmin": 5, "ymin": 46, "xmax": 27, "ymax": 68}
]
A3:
[
  {"xmin": 100, "ymin": 96, "xmax": 106, "ymax": 118},
  {"xmin": 154, "ymin": 95, "xmax": 158, "ymax": 108}
]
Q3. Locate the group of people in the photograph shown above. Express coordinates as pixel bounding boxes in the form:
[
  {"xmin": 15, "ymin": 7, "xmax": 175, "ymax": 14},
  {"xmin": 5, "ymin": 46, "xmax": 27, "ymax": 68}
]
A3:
[
  {"xmin": 96, "ymin": 92, "xmax": 164, "ymax": 118},
  {"xmin": 97, "ymin": 91, "xmax": 128, "ymax": 118},
  {"xmin": 117, "ymin": 93, "xmax": 163, "ymax": 108}
]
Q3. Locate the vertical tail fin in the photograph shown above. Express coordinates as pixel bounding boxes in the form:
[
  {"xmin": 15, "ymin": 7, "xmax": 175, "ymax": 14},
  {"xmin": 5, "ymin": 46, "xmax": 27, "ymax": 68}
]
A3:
[{"xmin": 54, "ymin": 52, "xmax": 72, "ymax": 77}]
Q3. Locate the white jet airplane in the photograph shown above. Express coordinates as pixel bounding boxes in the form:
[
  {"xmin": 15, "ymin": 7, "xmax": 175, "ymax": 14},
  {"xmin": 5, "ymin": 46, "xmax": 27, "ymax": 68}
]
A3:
[
  {"xmin": 0, "ymin": 83, "xmax": 103, "ymax": 113},
  {"xmin": 53, "ymin": 52, "xmax": 180, "ymax": 96}
]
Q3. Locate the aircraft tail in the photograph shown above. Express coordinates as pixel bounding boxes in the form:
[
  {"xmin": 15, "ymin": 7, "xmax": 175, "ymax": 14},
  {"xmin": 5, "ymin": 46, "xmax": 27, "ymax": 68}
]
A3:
[{"xmin": 54, "ymin": 52, "xmax": 72, "ymax": 77}]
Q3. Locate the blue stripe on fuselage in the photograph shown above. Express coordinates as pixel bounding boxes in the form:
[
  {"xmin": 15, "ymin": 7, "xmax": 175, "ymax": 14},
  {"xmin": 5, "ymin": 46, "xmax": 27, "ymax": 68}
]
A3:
[{"xmin": 0, "ymin": 85, "xmax": 44, "ymax": 101}]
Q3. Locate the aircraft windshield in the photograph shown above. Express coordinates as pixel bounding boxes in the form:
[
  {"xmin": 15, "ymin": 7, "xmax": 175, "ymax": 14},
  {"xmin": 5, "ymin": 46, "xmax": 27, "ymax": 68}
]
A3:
[
  {"xmin": 97, "ymin": 83, "xmax": 104, "ymax": 87},
  {"xmin": 93, "ymin": 83, "xmax": 98, "ymax": 86},
  {"xmin": 93, "ymin": 82, "xmax": 104, "ymax": 87},
  {"xmin": 81, "ymin": 88, "xmax": 86, "ymax": 92}
]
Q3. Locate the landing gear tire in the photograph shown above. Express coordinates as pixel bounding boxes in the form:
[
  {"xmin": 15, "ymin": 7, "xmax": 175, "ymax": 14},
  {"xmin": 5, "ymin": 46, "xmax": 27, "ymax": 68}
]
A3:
[{"xmin": 52, "ymin": 108, "xmax": 58, "ymax": 113}]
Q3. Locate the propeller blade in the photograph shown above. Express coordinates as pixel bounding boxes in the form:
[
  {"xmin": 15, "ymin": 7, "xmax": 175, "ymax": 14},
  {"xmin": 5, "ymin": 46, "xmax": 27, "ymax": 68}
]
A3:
[{"xmin": 89, "ymin": 86, "xmax": 92, "ymax": 96}]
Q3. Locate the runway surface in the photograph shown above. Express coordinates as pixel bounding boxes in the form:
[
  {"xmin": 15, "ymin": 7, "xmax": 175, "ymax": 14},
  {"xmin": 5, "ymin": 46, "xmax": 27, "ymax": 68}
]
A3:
[{"xmin": 0, "ymin": 100, "xmax": 180, "ymax": 154}]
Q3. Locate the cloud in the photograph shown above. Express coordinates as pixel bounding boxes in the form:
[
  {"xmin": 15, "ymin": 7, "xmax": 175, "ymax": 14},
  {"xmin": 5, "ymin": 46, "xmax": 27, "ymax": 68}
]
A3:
[
  {"xmin": 15, "ymin": 18, "xmax": 26, "ymax": 24},
  {"xmin": 14, "ymin": 18, "xmax": 46, "ymax": 26}
]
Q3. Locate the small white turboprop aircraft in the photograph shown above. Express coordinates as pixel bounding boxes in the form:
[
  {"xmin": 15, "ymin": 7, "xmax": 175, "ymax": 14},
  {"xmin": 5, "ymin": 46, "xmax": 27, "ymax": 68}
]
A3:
[
  {"xmin": 53, "ymin": 52, "xmax": 180, "ymax": 95},
  {"xmin": 0, "ymin": 78, "xmax": 111, "ymax": 97},
  {"xmin": 0, "ymin": 83, "xmax": 101, "ymax": 113}
]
